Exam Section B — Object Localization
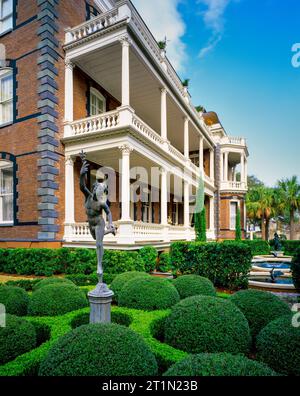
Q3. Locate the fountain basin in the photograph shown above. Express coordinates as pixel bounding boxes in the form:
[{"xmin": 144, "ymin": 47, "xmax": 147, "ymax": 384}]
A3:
[{"xmin": 252, "ymin": 255, "xmax": 292, "ymax": 274}]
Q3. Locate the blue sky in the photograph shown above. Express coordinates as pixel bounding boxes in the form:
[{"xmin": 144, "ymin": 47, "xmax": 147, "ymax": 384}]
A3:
[{"xmin": 133, "ymin": 0, "xmax": 300, "ymax": 186}]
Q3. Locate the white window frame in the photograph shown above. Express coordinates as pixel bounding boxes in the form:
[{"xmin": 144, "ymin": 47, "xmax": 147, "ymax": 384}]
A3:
[
  {"xmin": 229, "ymin": 200, "xmax": 239, "ymax": 231},
  {"xmin": 90, "ymin": 87, "xmax": 106, "ymax": 115},
  {"xmin": 0, "ymin": 67, "xmax": 13, "ymax": 126},
  {"xmin": 0, "ymin": 0, "xmax": 13, "ymax": 35},
  {"xmin": 0, "ymin": 160, "xmax": 13, "ymax": 225}
]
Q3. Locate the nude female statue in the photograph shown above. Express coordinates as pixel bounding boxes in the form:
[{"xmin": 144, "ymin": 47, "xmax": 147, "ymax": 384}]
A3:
[{"xmin": 79, "ymin": 151, "xmax": 116, "ymax": 284}]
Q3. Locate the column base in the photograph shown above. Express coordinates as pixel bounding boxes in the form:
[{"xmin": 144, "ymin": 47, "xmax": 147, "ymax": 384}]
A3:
[
  {"xmin": 88, "ymin": 283, "xmax": 114, "ymax": 324},
  {"xmin": 116, "ymin": 220, "xmax": 135, "ymax": 244}
]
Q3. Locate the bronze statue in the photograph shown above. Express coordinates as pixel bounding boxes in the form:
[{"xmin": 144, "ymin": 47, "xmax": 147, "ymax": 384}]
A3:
[{"xmin": 79, "ymin": 151, "xmax": 116, "ymax": 284}]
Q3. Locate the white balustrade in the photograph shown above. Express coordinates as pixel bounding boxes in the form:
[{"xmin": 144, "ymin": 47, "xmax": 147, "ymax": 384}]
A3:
[
  {"xmin": 132, "ymin": 115, "xmax": 165, "ymax": 146},
  {"xmin": 220, "ymin": 181, "xmax": 247, "ymax": 191},
  {"xmin": 221, "ymin": 136, "xmax": 246, "ymax": 146},
  {"xmin": 70, "ymin": 110, "xmax": 120, "ymax": 136}
]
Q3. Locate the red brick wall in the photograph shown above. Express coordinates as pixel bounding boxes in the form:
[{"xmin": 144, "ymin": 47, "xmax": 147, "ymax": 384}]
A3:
[{"xmin": 219, "ymin": 193, "xmax": 246, "ymax": 239}]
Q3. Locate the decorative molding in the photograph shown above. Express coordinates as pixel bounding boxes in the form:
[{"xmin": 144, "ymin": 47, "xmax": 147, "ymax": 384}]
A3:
[
  {"xmin": 119, "ymin": 34, "xmax": 132, "ymax": 47},
  {"xmin": 118, "ymin": 144, "xmax": 133, "ymax": 155}
]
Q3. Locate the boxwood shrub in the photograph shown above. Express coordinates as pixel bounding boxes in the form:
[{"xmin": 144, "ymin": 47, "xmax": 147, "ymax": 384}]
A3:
[
  {"xmin": 70, "ymin": 311, "xmax": 132, "ymax": 329},
  {"xmin": 139, "ymin": 246, "xmax": 158, "ymax": 272},
  {"xmin": 291, "ymin": 248, "xmax": 300, "ymax": 289},
  {"xmin": 164, "ymin": 353, "xmax": 277, "ymax": 376},
  {"xmin": 28, "ymin": 284, "xmax": 88, "ymax": 316},
  {"xmin": 110, "ymin": 271, "xmax": 151, "ymax": 302},
  {"xmin": 239, "ymin": 240, "xmax": 270, "ymax": 256},
  {"xmin": 269, "ymin": 240, "xmax": 300, "ymax": 257},
  {"xmin": 0, "ymin": 314, "xmax": 36, "ymax": 365},
  {"xmin": 230, "ymin": 289, "xmax": 291, "ymax": 339},
  {"xmin": 33, "ymin": 278, "xmax": 75, "ymax": 291},
  {"xmin": 164, "ymin": 295, "xmax": 251, "ymax": 355},
  {"xmin": 39, "ymin": 323, "xmax": 158, "ymax": 376},
  {"xmin": 256, "ymin": 315, "xmax": 300, "ymax": 376},
  {"xmin": 173, "ymin": 275, "xmax": 216, "ymax": 299},
  {"xmin": 4, "ymin": 279, "xmax": 41, "ymax": 291},
  {"xmin": 118, "ymin": 277, "xmax": 180, "ymax": 311},
  {"xmin": 157, "ymin": 252, "xmax": 172, "ymax": 272},
  {"xmin": 170, "ymin": 241, "xmax": 252, "ymax": 289},
  {"xmin": 0, "ymin": 285, "xmax": 30, "ymax": 316}
]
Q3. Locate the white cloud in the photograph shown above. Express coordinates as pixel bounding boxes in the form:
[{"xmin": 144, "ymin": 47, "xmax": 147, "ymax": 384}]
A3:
[
  {"xmin": 131, "ymin": 0, "xmax": 187, "ymax": 71},
  {"xmin": 197, "ymin": 0, "xmax": 234, "ymax": 58}
]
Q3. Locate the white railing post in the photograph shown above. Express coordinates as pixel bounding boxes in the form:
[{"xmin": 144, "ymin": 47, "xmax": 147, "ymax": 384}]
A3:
[{"xmin": 64, "ymin": 60, "xmax": 74, "ymax": 138}]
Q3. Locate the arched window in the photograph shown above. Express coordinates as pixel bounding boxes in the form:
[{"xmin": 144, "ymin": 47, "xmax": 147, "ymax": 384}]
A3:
[
  {"xmin": 0, "ymin": 67, "xmax": 13, "ymax": 125},
  {"xmin": 0, "ymin": 159, "xmax": 13, "ymax": 224},
  {"xmin": 90, "ymin": 87, "xmax": 106, "ymax": 115},
  {"xmin": 0, "ymin": 0, "xmax": 13, "ymax": 35}
]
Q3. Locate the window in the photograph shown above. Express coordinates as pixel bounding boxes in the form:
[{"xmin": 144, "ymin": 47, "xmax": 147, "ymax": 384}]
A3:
[
  {"xmin": 0, "ymin": 68, "xmax": 13, "ymax": 125},
  {"xmin": 0, "ymin": 160, "xmax": 13, "ymax": 223},
  {"xmin": 90, "ymin": 88, "xmax": 106, "ymax": 115},
  {"xmin": 0, "ymin": 0, "xmax": 13, "ymax": 35},
  {"xmin": 230, "ymin": 201, "xmax": 238, "ymax": 230}
]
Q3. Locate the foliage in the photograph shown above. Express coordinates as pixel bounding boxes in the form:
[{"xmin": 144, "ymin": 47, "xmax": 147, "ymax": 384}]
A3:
[
  {"xmin": 240, "ymin": 240, "xmax": 270, "ymax": 255},
  {"xmin": 269, "ymin": 239, "xmax": 300, "ymax": 257},
  {"xmin": 164, "ymin": 296, "xmax": 251, "ymax": 355},
  {"xmin": 110, "ymin": 271, "xmax": 151, "ymax": 302},
  {"xmin": 195, "ymin": 209, "xmax": 207, "ymax": 242},
  {"xmin": 230, "ymin": 289, "xmax": 290, "ymax": 339},
  {"xmin": 4, "ymin": 279, "xmax": 41, "ymax": 291},
  {"xmin": 0, "ymin": 314, "xmax": 36, "ymax": 365},
  {"xmin": 118, "ymin": 277, "xmax": 180, "ymax": 311},
  {"xmin": 0, "ymin": 285, "xmax": 29, "ymax": 316},
  {"xmin": 39, "ymin": 323, "xmax": 158, "ymax": 376},
  {"xmin": 170, "ymin": 241, "xmax": 252, "ymax": 290},
  {"xmin": 291, "ymin": 248, "xmax": 300, "ymax": 289},
  {"xmin": 157, "ymin": 252, "xmax": 172, "ymax": 272},
  {"xmin": 70, "ymin": 311, "xmax": 132, "ymax": 329},
  {"xmin": 28, "ymin": 284, "xmax": 88, "ymax": 317},
  {"xmin": 182, "ymin": 78, "xmax": 190, "ymax": 87},
  {"xmin": 0, "ymin": 248, "xmax": 146, "ymax": 277},
  {"xmin": 235, "ymin": 207, "xmax": 242, "ymax": 241},
  {"xmin": 30, "ymin": 321, "xmax": 51, "ymax": 347},
  {"xmin": 172, "ymin": 275, "xmax": 216, "ymax": 299},
  {"xmin": 139, "ymin": 246, "xmax": 158, "ymax": 273},
  {"xmin": 164, "ymin": 353, "xmax": 277, "ymax": 376},
  {"xmin": 256, "ymin": 315, "xmax": 300, "ymax": 376},
  {"xmin": 33, "ymin": 278, "xmax": 75, "ymax": 291},
  {"xmin": 65, "ymin": 273, "xmax": 117, "ymax": 286}
]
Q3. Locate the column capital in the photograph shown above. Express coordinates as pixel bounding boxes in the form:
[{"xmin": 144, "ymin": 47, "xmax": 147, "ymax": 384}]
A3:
[
  {"xmin": 65, "ymin": 59, "xmax": 75, "ymax": 70},
  {"xmin": 119, "ymin": 35, "xmax": 132, "ymax": 47},
  {"xmin": 119, "ymin": 144, "xmax": 133, "ymax": 155},
  {"xmin": 160, "ymin": 87, "xmax": 168, "ymax": 95},
  {"xmin": 159, "ymin": 166, "xmax": 168, "ymax": 175},
  {"xmin": 65, "ymin": 155, "xmax": 74, "ymax": 166},
  {"xmin": 183, "ymin": 116, "xmax": 190, "ymax": 123}
]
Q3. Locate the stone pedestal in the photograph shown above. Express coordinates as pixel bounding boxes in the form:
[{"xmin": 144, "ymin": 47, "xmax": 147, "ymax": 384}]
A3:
[
  {"xmin": 271, "ymin": 251, "xmax": 284, "ymax": 258},
  {"xmin": 88, "ymin": 283, "xmax": 114, "ymax": 324}
]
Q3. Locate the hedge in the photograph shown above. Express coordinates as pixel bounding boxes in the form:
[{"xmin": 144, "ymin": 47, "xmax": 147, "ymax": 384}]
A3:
[
  {"xmin": 0, "ymin": 314, "xmax": 36, "ymax": 365},
  {"xmin": 164, "ymin": 353, "xmax": 278, "ymax": 376},
  {"xmin": 170, "ymin": 242, "xmax": 252, "ymax": 289},
  {"xmin": 28, "ymin": 284, "xmax": 88, "ymax": 317},
  {"xmin": 139, "ymin": 246, "xmax": 158, "ymax": 273},
  {"xmin": 291, "ymin": 248, "xmax": 300, "ymax": 289},
  {"xmin": 164, "ymin": 295, "xmax": 251, "ymax": 355},
  {"xmin": 110, "ymin": 271, "xmax": 151, "ymax": 302},
  {"xmin": 256, "ymin": 315, "xmax": 300, "ymax": 376},
  {"xmin": 269, "ymin": 240, "xmax": 300, "ymax": 257},
  {"xmin": 172, "ymin": 275, "xmax": 216, "ymax": 299},
  {"xmin": 39, "ymin": 323, "xmax": 158, "ymax": 376},
  {"xmin": 33, "ymin": 278, "xmax": 75, "ymax": 291},
  {"xmin": 0, "ymin": 285, "xmax": 30, "ymax": 316},
  {"xmin": 157, "ymin": 252, "xmax": 172, "ymax": 272},
  {"xmin": 0, "ymin": 248, "xmax": 145, "ymax": 277},
  {"xmin": 70, "ymin": 311, "xmax": 132, "ymax": 329},
  {"xmin": 230, "ymin": 289, "xmax": 291, "ymax": 339},
  {"xmin": 239, "ymin": 240, "xmax": 270, "ymax": 256},
  {"xmin": 118, "ymin": 277, "xmax": 180, "ymax": 311}
]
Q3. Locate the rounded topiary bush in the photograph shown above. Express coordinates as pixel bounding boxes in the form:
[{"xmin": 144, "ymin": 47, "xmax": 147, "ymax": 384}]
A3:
[
  {"xmin": 0, "ymin": 285, "xmax": 29, "ymax": 316},
  {"xmin": 39, "ymin": 323, "xmax": 158, "ymax": 376},
  {"xmin": 164, "ymin": 295, "xmax": 251, "ymax": 354},
  {"xmin": 118, "ymin": 277, "xmax": 180, "ymax": 310},
  {"xmin": 33, "ymin": 277, "xmax": 75, "ymax": 291},
  {"xmin": 28, "ymin": 284, "xmax": 88, "ymax": 316},
  {"xmin": 256, "ymin": 315, "xmax": 300, "ymax": 376},
  {"xmin": 164, "ymin": 353, "xmax": 277, "ymax": 376},
  {"xmin": 110, "ymin": 271, "xmax": 150, "ymax": 302},
  {"xmin": 0, "ymin": 314, "xmax": 36, "ymax": 365},
  {"xmin": 173, "ymin": 275, "xmax": 216, "ymax": 299},
  {"xmin": 230, "ymin": 289, "xmax": 291, "ymax": 339}
]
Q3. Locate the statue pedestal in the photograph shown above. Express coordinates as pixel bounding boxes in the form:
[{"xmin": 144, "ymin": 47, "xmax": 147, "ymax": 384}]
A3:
[
  {"xmin": 88, "ymin": 283, "xmax": 114, "ymax": 324},
  {"xmin": 271, "ymin": 251, "xmax": 284, "ymax": 258}
]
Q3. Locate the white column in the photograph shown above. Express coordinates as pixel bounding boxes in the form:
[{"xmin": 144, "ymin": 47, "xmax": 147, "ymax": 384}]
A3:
[
  {"xmin": 220, "ymin": 152, "xmax": 224, "ymax": 182},
  {"xmin": 119, "ymin": 145, "xmax": 133, "ymax": 221},
  {"xmin": 210, "ymin": 149, "xmax": 215, "ymax": 180},
  {"xmin": 184, "ymin": 117, "xmax": 189, "ymax": 160},
  {"xmin": 64, "ymin": 60, "xmax": 74, "ymax": 137},
  {"xmin": 244, "ymin": 156, "xmax": 248, "ymax": 186},
  {"xmin": 224, "ymin": 151, "xmax": 229, "ymax": 182},
  {"xmin": 120, "ymin": 36, "xmax": 131, "ymax": 107},
  {"xmin": 240, "ymin": 153, "xmax": 245, "ymax": 186},
  {"xmin": 160, "ymin": 88, "xmax": 167, "ymax": 141},
  {"xmin": 184, "ymin": 181, "xmax": 190, "ymax": 228},
  {"xmin": 199, "ymin": 136, "xmax": 204, "ymax": 173},
  {"xmin": 233, "ymin": 166, "xmax": 237, "ymax": 182},
  {"xmin": 65, "ymin": 156, "xmax": 75, "ymax": 224},
  {"xmin": 160, "ymin": 167, "xmax": 168, "ymax": 225}
]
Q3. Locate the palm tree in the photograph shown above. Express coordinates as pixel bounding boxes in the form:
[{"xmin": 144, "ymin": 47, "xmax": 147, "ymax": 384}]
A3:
[{"xmin": 277, "ymin": 176, "xmax": 300, "ymax": 240}]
